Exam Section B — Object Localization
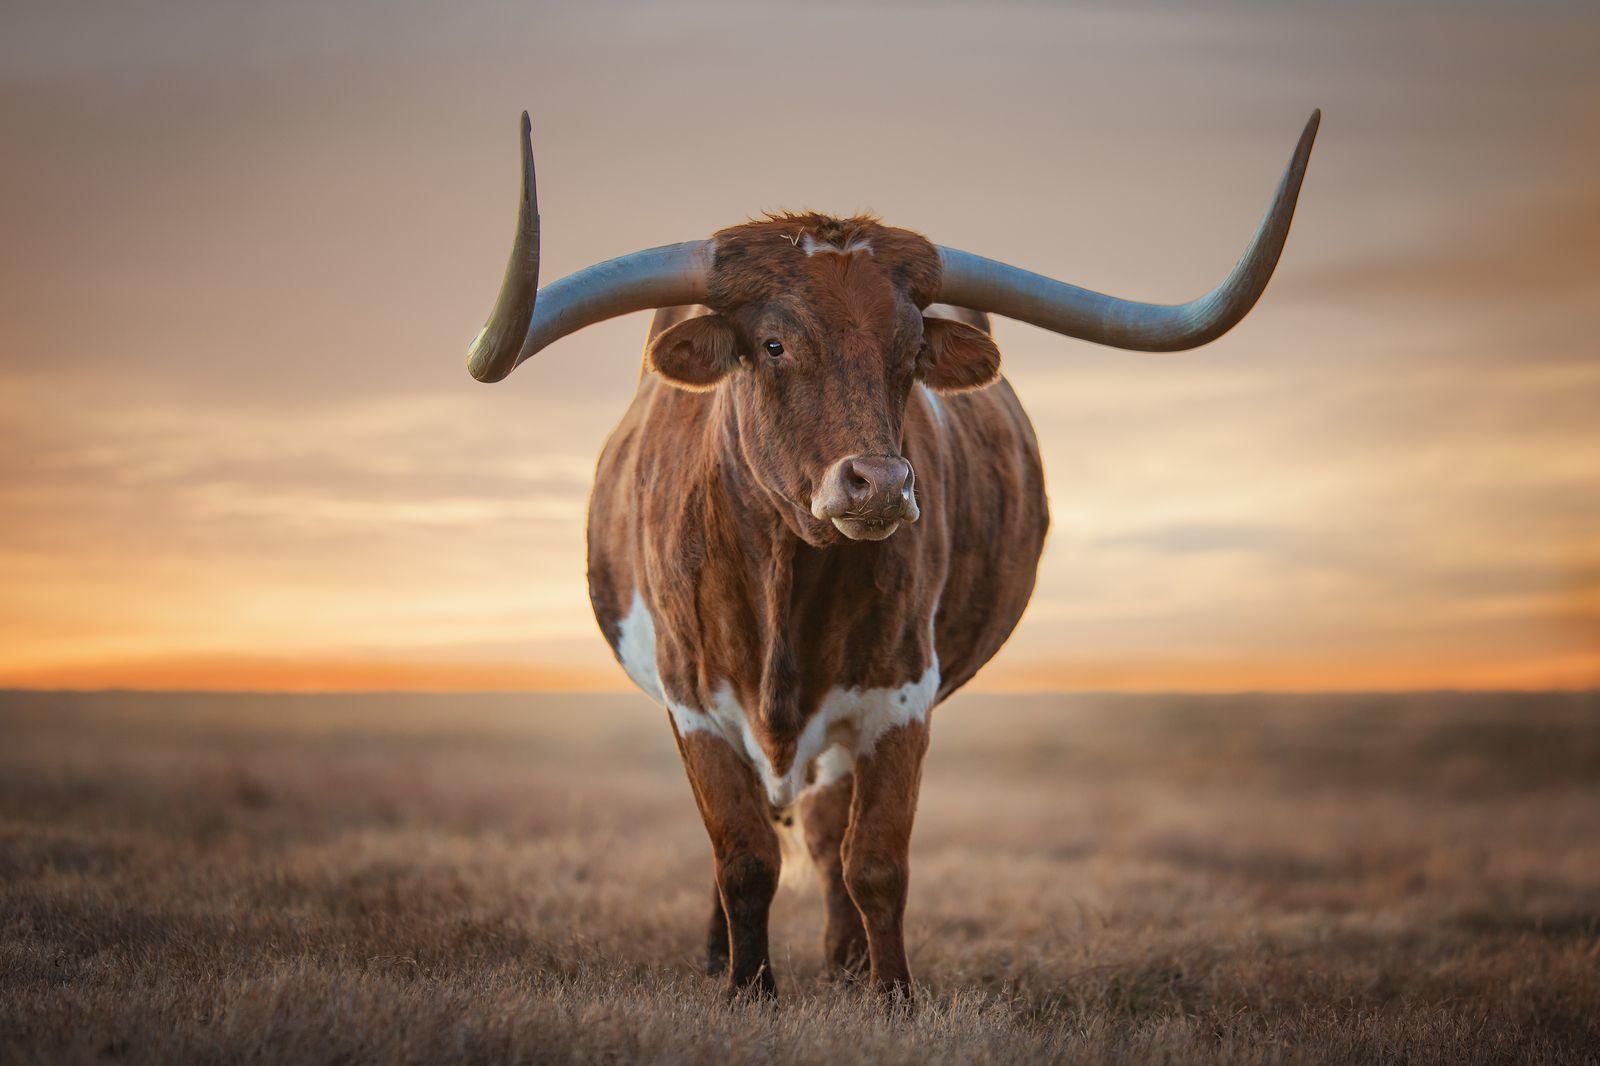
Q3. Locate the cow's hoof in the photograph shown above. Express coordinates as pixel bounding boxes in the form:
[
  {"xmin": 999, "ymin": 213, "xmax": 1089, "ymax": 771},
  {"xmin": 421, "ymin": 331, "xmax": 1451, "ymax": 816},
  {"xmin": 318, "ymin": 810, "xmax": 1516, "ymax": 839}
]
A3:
[
  {"xmin": 823, "ymin": 959, "xmax": 868, "ymax": 986},
  {"xmin": 825, "ymin": 942, "xmax": 868, "ymax": 982},
  {"xmin": 725, "ymin": 969, "xmax": 778, "ymax": 1004},
  {"xmin": 873, "ymin": 979, "xmax": 916, "ymax": 1014}
]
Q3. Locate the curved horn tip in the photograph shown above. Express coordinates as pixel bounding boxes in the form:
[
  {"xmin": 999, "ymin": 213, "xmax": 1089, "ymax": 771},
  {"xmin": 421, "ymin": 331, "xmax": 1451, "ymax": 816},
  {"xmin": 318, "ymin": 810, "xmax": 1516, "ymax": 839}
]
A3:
[{"xmin": 1299, "ymin": 109, "xmax": 1321, "ymax": 154}]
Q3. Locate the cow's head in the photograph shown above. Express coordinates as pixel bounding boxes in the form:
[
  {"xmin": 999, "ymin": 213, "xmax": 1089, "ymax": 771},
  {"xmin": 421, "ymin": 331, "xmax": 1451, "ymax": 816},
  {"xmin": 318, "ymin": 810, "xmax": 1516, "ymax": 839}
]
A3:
[
  {"xmin": 464, "ymin": 110, "xmax": 1319, "ymax": 534},
  {"xmin": 643, "ymin": 215, "xmax": 998, "ymax": 545}
]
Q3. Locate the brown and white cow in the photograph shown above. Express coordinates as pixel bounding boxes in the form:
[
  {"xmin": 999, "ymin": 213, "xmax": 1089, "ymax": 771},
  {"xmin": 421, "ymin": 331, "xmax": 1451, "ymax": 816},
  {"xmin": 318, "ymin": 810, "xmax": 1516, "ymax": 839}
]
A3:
[{"xmin": 462, "ymin": 110, "xmax": 1319, "ymax": 999}]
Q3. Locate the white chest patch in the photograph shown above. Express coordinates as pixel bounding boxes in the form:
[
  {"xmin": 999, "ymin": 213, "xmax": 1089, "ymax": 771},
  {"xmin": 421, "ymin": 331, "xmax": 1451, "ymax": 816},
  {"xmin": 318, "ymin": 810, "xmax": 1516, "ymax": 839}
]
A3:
[{"xmin": 613, "ymin": 590, "xmax": 939, "ymax": 808}]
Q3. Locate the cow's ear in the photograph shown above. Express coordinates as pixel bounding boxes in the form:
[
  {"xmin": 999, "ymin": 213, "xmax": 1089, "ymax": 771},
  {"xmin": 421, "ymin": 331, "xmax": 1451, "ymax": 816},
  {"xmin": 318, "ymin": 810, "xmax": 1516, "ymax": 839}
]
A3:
[
  {"xmin": 918, "ymin": 316, "xmax": 1001, "ymax": 392},
  {"xmin": 647, "ymin": 314, "xmax": 740, "ymax": 391}
]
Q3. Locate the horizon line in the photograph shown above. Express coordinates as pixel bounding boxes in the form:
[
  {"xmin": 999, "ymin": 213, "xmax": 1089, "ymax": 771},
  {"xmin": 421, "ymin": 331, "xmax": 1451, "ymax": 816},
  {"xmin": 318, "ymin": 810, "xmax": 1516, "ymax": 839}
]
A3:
[{"xmin": 4, "ymin": 684, "xmax": 1596, "ymax": 700}]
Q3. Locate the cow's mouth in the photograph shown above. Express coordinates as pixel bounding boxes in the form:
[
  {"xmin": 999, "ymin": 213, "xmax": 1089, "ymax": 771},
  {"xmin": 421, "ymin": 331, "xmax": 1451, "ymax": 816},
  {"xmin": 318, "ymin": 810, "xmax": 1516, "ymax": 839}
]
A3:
[{"xmin": 830, "ymin": 516, "xmax": 901, "ymax": 542}]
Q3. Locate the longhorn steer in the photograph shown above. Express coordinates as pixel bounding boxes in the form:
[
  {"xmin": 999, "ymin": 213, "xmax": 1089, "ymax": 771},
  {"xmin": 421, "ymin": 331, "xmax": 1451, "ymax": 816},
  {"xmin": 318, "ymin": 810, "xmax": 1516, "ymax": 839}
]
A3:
[{"xmin": 462, "ymin": 110, "xmax": 1319, "ymax": 999}]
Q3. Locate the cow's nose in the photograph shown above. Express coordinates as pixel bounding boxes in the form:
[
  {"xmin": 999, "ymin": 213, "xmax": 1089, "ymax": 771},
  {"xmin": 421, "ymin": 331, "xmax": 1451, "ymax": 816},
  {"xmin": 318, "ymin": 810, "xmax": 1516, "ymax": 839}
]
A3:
[
  {"xmin": 811, "ymin": 454, "xmax": 919, "ymax": 536},
  {"xmin": 843, "ymin": 456, "xmax": 914, "ymax": 510}
]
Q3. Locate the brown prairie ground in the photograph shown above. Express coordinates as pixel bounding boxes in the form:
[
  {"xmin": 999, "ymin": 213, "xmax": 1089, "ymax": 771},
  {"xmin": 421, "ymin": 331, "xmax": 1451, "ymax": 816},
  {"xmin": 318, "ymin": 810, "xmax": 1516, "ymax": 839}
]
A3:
[{"xmin": 2, "ymin": 689, "xmax": 1598, "ymax": 1064}]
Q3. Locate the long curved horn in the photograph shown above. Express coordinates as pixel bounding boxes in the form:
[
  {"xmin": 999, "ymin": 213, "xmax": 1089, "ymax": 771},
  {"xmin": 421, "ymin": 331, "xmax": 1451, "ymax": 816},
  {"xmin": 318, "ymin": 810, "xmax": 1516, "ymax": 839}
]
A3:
[
  {"xmin": 934, "ymin": 110, "xmax": 1320, "ymax": 352},
  {"xmin": 466, "ymin": 113, "xmax": 712, "ymax": 383}
]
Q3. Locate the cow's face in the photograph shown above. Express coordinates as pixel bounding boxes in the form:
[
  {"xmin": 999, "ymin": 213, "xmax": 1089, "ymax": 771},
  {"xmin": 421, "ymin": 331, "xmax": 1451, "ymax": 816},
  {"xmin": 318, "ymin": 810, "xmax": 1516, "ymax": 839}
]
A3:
[{"xmin": 646, "ymin": 215, "xmax": 1000, "ymax": 547}]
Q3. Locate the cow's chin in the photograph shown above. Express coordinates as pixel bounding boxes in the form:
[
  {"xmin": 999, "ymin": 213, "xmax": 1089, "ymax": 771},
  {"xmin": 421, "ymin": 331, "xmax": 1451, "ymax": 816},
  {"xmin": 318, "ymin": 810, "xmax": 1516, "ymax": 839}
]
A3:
[
  {"xmin": 830, "ymin": 516, "xmax": 902, "ymax": 542},
  {"xmin": 782, "ymin": 500, "xmax": 905, "ymax": 547}
]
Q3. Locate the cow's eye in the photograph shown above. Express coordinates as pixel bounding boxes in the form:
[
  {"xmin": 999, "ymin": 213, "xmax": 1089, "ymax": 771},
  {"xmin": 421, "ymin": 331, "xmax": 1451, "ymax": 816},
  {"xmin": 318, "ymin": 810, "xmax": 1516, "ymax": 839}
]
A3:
[{"xmin": 763, "ymin": 339, "xmax": 785, "ymax": 359}]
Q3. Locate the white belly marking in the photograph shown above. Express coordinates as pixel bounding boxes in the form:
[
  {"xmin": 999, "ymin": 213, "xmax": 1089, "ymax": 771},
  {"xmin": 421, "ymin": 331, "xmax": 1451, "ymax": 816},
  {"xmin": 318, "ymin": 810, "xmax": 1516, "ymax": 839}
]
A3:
[
  {"xmin": 615, "ymin": 590, "xmax": 665, "ymax": 704},
  {"xmin": 615, "ymin": 590, "xmax": 939, "ymax": 807}
]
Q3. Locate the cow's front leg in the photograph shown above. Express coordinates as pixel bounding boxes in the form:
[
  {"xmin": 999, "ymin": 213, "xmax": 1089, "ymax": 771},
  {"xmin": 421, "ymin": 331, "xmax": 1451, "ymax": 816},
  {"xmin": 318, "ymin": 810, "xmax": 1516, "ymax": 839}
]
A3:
[
  {"xmin": 675, "ymin": 731, "xmax": 781, "ymax": 999},
  {"xmin": 842, "ymin": 719, "xmax": 930, "ymax": 998},
  {"xmin": 798, "ymin": 764, "xmax": 867, "ymax": 976}
]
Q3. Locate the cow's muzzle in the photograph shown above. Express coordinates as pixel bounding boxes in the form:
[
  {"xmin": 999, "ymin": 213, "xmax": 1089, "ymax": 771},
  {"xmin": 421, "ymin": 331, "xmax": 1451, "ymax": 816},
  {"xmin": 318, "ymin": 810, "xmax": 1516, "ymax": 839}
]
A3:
[{"xmin": 810, "ymin": 454, "xmax": 919, "ymax": 541}]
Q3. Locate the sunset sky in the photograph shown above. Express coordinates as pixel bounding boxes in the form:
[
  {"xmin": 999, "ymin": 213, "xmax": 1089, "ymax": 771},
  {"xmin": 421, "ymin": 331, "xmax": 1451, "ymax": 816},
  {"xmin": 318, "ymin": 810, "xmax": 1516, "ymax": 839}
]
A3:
[{"xmin": 2, "ymin": 0, "xmax": 1597, "ymax": 693}]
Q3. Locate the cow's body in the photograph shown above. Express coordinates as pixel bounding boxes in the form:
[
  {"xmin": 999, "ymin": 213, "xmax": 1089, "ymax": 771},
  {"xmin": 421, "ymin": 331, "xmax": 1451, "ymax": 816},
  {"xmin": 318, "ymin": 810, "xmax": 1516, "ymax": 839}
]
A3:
[
  {"xmin": 579, "ymin": 214, "xmax": 1049, "ymax": 996},
  {"xmin": 587, "ymin": 309, "xmax": 1048, "ymax": 808}
]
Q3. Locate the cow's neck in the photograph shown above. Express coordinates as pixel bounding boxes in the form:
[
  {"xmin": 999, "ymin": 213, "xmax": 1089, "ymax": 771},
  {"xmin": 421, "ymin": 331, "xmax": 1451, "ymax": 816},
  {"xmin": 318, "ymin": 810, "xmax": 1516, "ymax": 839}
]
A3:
[{"xmin": 694, "ymin": 394, "xmax": 882, "ymax": 751}]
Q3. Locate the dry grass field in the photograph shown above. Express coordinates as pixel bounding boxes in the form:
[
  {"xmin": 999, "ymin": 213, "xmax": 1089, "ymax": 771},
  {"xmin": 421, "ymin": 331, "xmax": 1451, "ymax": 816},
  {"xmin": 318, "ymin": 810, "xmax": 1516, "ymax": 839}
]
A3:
[{"xmin": 2, "ymin": 689, "xmax": 1597, "ymax": 1064}]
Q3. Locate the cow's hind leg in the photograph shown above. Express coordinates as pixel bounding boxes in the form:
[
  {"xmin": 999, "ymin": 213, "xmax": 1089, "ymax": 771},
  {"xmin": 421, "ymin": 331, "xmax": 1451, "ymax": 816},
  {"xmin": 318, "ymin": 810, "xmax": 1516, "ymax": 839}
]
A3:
[
  {"xmin": 705, "ymin": 879, "xmax": 729, "ymax": 976},
  {"xmin": 798, "ymin": 766, "xmax": 867, "ymax": 976},
  {"xmin": 675, "ymin": 731, "xmax": 781, "ymax": 999},
  {"xmin": 843, "ymin": 720, "xmax": 930, "ymax": 999}
]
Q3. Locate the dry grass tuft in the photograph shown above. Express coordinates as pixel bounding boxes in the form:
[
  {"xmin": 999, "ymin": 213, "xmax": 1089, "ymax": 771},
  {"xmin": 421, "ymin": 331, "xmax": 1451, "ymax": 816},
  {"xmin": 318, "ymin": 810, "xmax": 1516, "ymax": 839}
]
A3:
[{"xmin": 2, "ymin": 689, "xmax": 1598, "ymax": 1063}]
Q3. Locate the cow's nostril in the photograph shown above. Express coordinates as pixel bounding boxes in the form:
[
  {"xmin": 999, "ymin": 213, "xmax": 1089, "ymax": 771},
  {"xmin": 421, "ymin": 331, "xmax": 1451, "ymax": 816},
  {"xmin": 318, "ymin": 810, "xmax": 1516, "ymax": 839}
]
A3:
[{"xmin": 814, "ymin": 454, "xmax": 917, "ymax": 527}]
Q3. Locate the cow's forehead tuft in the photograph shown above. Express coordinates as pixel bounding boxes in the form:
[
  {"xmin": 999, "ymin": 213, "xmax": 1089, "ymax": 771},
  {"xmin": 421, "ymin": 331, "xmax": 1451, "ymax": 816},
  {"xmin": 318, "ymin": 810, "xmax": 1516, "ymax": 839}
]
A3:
[{"xmin": 708, "ymin": 213, "xmax": 942, "ymax": 310}]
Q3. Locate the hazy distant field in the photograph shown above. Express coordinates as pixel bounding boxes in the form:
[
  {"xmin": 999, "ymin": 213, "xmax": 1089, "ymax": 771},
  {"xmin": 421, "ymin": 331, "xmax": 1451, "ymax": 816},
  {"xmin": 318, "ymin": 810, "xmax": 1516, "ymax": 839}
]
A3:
[{"xmin": 2, "ymin": 690, "xmax": 1597, "ymax": 1064}]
